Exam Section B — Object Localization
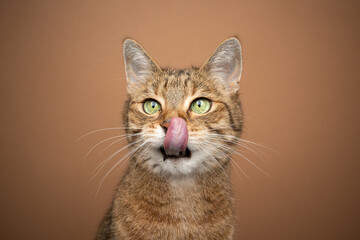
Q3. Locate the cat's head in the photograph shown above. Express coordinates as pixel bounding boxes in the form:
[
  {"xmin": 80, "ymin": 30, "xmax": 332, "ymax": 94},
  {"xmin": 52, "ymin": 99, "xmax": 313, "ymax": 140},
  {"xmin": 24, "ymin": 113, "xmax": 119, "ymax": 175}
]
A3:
[{"xmin": 123, "ymin": 38, "xmax": 243, "ymax": 177}]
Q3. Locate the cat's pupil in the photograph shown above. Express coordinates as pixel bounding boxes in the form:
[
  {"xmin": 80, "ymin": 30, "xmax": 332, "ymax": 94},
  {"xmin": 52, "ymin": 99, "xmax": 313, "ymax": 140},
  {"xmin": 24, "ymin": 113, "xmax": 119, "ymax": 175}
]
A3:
[
  {"xmin": 197, "ymin": 100, "xmax": 202, "ymax": 108},
  {"xmin": 151, "ymin": 102, "xmax": 156, "ymax": 108}
]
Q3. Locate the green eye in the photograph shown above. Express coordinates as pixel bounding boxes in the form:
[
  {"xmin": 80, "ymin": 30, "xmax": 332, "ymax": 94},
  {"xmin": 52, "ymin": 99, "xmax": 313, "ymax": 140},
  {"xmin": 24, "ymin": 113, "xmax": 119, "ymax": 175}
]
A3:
[
  {"xmin": 191, "ymin": 98, "xmax": 211, "ymax": 114},
  {"xmin": 143, "ymin": 100, "xmax": 161, "ymax": 114}
]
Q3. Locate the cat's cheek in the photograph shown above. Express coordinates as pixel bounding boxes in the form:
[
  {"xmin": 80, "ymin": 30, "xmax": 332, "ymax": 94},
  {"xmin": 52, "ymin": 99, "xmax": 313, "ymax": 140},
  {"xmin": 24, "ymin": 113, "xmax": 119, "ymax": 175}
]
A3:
[{"xmin": 146, "ymin": 125, "xmax": 165, "ymax": 148}]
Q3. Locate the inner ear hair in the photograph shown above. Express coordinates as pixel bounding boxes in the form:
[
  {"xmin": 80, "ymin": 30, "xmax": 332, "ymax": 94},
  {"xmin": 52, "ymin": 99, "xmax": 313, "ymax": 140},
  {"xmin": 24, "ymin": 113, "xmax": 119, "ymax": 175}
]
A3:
[
  {"xmin": 123, "ymin": 39, "xmax": 161, "ymax": 93},
  {"xmin": 201, "ymin": 37, "xmax": 242, "ymax": 93}
]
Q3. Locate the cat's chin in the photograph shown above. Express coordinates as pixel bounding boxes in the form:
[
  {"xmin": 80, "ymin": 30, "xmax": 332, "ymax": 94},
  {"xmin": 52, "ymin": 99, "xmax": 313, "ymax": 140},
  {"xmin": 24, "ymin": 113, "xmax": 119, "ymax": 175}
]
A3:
[
  {"xmin": 144, "ymin": 147, "xmax": 209, "ymax": 177},
  {"xmin": 159, "ymin": 147, "xmax": 192, "ymax": 161}
]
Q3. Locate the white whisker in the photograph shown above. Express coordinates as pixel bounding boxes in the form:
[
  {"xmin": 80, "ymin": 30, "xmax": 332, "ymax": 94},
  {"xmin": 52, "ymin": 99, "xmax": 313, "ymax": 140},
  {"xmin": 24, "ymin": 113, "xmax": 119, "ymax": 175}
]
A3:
[
  {"xmin": 200, "ymin": 144, "xmax": 233, "ymax": 181},
  {"xmin": 77, "ymin": 126, "xmax": 143, "ymax": 141},
  {"xmin": 207, "ymin": 133, "xmax": 279, "ymax": 154},
  {"xmin": 219, "ymin": 144, "xmax": 273, "ymax": 179},
  {"xmin": 202, "ymin": 140, "xmax": 251, "ymax": 180},
  {"xmin": 204, "ymin": 134, "xmax": 266, "ymax": 160},
  {"xmin": 99, "ymin": 132, "xmax": 144, "ymax": 155},
  {"xmin": 84, "ymin": 135, "xmax": 127, "ymax": 161},
  {"xmin": 94, "ymin": 141, "xmax": 148, "ymax": 197},
  {"xmin": 88, "ymin": 139, "xmax": 143, "ymax": 184}
]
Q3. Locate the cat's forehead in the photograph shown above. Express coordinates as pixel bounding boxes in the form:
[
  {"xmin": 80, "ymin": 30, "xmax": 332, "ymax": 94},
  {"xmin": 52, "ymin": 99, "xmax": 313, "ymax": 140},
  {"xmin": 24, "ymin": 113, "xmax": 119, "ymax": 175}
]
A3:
[
  {"xmin": 157, "ymin": 69, "xmax": 197, "ymax": 108},
  {"xmin": 131, "ymin": 67, "xmax": 219, "ymax": 109},
  {"xmin": 161, "ymin": 68, "xmax": 193, "ymax": 85}
]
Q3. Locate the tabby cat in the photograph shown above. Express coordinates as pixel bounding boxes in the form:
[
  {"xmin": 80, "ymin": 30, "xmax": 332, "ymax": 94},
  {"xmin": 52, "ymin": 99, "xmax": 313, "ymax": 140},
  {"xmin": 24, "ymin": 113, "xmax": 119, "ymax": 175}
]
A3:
[{"xmin": 96, "ymin": 37, "xmax": 243, "ymax": 240}]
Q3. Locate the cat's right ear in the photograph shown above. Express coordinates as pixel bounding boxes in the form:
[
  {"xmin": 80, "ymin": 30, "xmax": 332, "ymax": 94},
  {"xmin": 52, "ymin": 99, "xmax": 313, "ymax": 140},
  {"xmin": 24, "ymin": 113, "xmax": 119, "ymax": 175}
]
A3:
[
  {"xmin": 123, "ymin": 39, "xmax": 160, "ymax": 93},
  {"xmin": 201, "ymin": 37, "xmax": 242, "ymax": 93}
]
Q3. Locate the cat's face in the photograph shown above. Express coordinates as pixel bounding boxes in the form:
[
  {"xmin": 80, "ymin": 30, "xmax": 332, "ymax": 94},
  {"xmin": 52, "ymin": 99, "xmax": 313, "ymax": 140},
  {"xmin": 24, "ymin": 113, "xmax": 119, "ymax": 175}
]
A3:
[{"xmin": 123, "ymin": 38, "xmax": 243, "ymax": 177}]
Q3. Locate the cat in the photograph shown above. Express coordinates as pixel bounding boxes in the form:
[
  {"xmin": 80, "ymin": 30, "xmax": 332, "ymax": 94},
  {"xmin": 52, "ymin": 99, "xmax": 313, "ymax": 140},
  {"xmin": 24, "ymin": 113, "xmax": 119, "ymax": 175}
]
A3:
[{"xmin": 96, "ymin": 37, "xmax": 243, "ymax": 240}]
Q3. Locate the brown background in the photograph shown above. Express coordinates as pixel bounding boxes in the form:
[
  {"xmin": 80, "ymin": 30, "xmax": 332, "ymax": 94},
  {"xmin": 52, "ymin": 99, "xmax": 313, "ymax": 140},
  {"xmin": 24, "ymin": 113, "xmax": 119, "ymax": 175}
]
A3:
[{"xmin": 1, "ymin": 0, "xmax": 360, "ymax": 239}]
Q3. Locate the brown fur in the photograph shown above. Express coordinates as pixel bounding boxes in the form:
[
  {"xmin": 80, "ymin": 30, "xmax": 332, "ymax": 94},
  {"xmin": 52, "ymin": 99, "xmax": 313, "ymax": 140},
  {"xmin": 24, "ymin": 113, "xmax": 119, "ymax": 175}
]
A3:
[{"xmin": 96, "ymin": 38, "xmax": 243, "ymax": 240}]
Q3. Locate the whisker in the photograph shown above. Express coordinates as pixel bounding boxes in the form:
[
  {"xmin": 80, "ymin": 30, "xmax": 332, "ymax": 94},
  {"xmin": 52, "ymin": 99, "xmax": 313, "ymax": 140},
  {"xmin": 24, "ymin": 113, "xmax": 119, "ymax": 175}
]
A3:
[
  {"xmin": 191, "ymin": 133, "xmax": 266, "ymax": 160},
  {"xmin": 83, "ymin": 135, "xmax": 127, "ymax": 161},
  {"xmin": 202, "ymin": 140, "xmax": 251, "ymax": 180},
  {"xmin": 239, "ymin": 138, "xmax": 281, "ymax": 154},
  {"xmin": 131, "ymin": 146, "xmax": 154, "ymax": 183},
  {"xmin": 200, "ymin": 144, "xmax": 235, "ymax": 181},
  {"xmin": 94, "ymin": 141, "xmax": 148, "ymax": 197},
  {"xmin": 77, "ymin": 126, "xmax": 144, "ymax": 141},
  {"xmin": 200, "ymin": 132, "xmax": 278, "ymax": 158},
  {"xmin": 90, "ymin": 142, "xmax": 143, "ymax": 197},
  {"xmin": 137, "ymin": 144, "xmax": 151, "ymax": 161},
  {"xmin": 99, "ymin": 132, "xmax": 144, "ymax": 155},
  {"xmin": 236, "ymin": 142, "xmax": 266, "ymax": 161},
  {"xmin": 88, "ymin": 139, "xmax": 143, "ymax": 184},
  {"xmin": 207, "ymin": 133, "xmax": 279, "ymax": 154},
  {"xmin": 219, "ymin": 144, "xmax": 274, "ymax": 179},
  {"xmin": 203, "ymin": 134, "xmax": 266, "ymax": 160}
]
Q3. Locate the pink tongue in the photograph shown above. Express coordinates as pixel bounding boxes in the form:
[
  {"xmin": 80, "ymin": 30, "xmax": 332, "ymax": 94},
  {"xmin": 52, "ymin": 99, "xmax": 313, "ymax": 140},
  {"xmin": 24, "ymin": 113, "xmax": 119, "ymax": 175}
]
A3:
[{"xmin": 164, "ymin": 117, "xmax": 188, "ymax": 155}]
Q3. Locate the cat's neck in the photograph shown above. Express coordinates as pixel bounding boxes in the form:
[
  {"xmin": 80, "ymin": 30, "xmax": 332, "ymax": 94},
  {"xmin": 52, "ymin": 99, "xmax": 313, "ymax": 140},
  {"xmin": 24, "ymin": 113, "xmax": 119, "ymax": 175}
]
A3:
[
  {"xmin": 112, "ymin": 156, "xmax": 234, "ymax": 238},
  {"xmin": 121, "ymin": 158, "xmax": 232, "ymax": 198}
]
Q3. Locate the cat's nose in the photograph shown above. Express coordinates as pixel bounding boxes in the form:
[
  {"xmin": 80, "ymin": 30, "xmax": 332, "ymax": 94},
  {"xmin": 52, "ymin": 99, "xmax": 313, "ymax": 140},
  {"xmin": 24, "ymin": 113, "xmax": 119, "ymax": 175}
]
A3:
[{"xmin": 161, "ymin": 119, "xmax": 170, "ymax": 133}]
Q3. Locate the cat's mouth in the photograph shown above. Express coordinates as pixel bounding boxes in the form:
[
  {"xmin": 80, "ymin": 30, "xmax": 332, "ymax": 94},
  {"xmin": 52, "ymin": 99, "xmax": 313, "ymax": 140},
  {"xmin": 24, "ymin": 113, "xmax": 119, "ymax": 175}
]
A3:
[{"xmin": 159, "ymin": 147, "xmax": 192, "ymax": 161}]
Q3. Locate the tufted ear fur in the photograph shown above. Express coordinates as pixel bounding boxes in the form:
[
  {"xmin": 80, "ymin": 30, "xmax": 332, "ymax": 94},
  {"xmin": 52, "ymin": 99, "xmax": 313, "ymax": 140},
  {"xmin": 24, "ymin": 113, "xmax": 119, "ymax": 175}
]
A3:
[
  {"xmin": 201, "ymin": 37, "xmax": 242, "ymax": 93},
  {"xmin": 123, "ymin": 39, "xmax": 161, "ymax": 93}
]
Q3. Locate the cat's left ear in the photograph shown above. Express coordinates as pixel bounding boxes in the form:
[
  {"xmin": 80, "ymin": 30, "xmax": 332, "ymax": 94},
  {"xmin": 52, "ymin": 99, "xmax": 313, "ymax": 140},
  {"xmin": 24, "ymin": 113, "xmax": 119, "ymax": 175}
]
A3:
[
  {"xmin": 201, "ymin": 37, "xmax": 242, "ymax": 93},
  {"xmin": 123, "ymin": 39, "xmax": 161, "ymax": 93}
]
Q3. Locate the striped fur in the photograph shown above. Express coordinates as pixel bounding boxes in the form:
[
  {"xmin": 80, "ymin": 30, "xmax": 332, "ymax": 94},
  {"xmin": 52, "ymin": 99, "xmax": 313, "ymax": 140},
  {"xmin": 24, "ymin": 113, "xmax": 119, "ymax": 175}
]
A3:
[{"xmin": 96, "ymin": 38, "xmax": 243, "ymax": 240}]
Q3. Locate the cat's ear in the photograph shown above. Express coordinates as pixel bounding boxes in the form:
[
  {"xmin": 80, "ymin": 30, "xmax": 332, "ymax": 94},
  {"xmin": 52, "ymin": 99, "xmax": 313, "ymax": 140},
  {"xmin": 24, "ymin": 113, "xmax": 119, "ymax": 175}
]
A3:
[
  {"xmin": 201, "ymin": 37, "xmax": 242, "ymax": 93},
  {"xmin": 123, "ymin": 39, "xmax": 161, "ymax": 93}
]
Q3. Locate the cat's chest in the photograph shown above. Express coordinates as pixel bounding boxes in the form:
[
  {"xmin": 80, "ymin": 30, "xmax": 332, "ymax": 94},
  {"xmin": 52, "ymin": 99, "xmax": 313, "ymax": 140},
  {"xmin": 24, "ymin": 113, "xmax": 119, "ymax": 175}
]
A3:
[
  {"xmin": 169, "ymin": 181, "xmax": 200, "ymax": 220},
  {"xmin": 115, "ymin": 175, "xmax": 233, "ymax": 239}
]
